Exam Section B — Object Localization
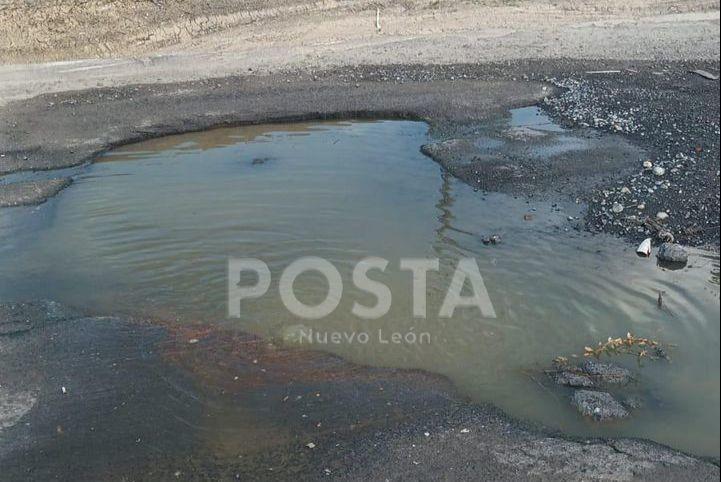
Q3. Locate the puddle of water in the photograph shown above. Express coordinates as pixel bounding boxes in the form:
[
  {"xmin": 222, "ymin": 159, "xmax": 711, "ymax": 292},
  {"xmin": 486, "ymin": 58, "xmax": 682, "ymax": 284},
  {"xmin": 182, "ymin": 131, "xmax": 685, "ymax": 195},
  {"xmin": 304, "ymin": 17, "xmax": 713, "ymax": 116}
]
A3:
[{"xmin": 0, "ymin": 117, "xmax": 718, "ymax": 457}]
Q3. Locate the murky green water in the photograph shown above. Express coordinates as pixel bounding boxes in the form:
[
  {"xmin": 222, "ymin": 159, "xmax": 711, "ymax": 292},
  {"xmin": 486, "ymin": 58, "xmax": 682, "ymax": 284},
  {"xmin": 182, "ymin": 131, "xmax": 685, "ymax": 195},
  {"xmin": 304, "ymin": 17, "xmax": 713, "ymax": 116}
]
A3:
[{"xmin": 1, "ymin": 117, "xmax": 719, "ymax": 457}]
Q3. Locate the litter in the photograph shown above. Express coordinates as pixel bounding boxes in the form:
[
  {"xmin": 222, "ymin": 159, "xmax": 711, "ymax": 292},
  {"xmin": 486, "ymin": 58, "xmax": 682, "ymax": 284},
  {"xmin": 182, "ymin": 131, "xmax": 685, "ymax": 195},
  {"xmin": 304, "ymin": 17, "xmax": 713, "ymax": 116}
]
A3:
[{"xmin": 637, "ymin": 238, "xmax": 652, "ymax": 257}]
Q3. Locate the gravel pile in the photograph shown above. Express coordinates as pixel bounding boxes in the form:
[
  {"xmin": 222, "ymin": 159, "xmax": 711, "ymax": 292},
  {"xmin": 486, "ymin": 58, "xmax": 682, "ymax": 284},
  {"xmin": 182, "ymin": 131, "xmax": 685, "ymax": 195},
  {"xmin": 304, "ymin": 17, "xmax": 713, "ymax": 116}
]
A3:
[{"xmin": 544, "ymin": 68, "xmax": 720, "ymax": 248}]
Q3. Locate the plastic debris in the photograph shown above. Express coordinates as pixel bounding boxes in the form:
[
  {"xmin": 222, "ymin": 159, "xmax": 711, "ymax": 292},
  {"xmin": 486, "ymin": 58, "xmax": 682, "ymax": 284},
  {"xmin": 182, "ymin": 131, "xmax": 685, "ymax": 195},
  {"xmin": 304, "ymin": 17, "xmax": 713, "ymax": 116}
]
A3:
[
  {"xmin": 637, "ymin": 238, "xmax": 652, "ymax": 257},
  {"xmin": 689, "ymin": 69, "xmax": 720, "ymax": 81}
]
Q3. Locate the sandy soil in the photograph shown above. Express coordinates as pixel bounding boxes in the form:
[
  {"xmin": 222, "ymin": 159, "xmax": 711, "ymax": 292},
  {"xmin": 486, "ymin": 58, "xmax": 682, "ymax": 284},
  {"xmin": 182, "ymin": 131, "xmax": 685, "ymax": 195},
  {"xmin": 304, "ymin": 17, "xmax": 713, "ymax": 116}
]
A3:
[{"xmin": 1, "ymin": 0, "xmax": 717, "ymax": 62}]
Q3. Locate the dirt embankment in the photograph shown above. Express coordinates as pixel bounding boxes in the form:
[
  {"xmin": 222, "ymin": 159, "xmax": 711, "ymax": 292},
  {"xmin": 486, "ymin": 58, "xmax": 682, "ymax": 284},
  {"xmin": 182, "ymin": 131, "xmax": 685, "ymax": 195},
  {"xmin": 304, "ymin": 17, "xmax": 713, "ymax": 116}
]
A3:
[
  {"xmin": 1, "ymin": 0, "xmax": 718, "ymax": 63},
  {"xmin": 5, "ymin": 0, "xmax": 446, "ymax": 62}
]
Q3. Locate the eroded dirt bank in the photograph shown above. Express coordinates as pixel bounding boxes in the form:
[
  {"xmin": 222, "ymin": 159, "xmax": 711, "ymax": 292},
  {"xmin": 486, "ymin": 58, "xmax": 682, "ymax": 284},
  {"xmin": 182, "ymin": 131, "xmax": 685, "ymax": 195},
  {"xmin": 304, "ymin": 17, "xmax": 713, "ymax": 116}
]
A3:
[{"xmin": 1, "ymin": 0, "xmax": 718, "ymax": 66}]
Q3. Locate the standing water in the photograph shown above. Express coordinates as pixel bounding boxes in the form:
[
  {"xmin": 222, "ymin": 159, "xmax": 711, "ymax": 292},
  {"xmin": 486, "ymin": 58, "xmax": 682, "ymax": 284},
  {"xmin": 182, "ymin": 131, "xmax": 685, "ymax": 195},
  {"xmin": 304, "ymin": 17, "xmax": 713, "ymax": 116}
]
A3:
[{"xmin": 0, "ymin": 118, "xmax": 718, "ymax": 457}]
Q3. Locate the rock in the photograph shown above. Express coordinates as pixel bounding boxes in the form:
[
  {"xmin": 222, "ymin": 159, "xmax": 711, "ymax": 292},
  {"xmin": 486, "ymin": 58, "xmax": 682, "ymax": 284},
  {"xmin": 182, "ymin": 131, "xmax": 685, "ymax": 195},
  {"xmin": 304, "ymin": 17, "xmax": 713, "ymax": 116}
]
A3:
[
  {"xmin": 653, "ymin": 166, "xmax": 666, "ymax": 176},
  {"xmin": 656, "ymin": 211, "xmax": 669, "ymax": 221},
  {"xmin": 552, "ymin": 370, "xmax": 595, "ymax": 388},
  {"xmin": 658, "ymin": 229, "xmax": 675, "ymax": 243},
  {"xmin": 582, "ymin": 359, "xmax": 633, "ymax": 385},
  {"xmin": 657, "ymin": 243, "xmax": 689, "ymax": 264},
  {"xmin": 482, "ymin": 234, "xmax": 501, "ymax": 245},
  {"xmin": 611, "ymin": 202, "xmax": 624, "ymax": 214},
  {"xmin": 573, "ymin": 390, "xmax": 629, "ymax": 421},
  {"xmin": 643, "ymin": 160, "xmax": 653, "ymax": 169}
]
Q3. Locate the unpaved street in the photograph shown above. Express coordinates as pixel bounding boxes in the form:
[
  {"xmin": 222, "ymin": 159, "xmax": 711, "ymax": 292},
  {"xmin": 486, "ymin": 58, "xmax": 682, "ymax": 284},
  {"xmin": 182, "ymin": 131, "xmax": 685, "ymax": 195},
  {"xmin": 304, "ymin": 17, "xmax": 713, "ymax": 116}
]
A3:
[{"xmin": 0, "ymin": 0, "xmax": 719, "ymax": 104}]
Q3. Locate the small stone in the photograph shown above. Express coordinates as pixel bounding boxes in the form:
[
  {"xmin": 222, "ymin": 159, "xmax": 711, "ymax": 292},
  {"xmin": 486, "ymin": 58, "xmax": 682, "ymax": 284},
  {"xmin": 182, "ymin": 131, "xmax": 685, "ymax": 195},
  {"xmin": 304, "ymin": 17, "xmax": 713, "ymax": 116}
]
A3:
[
  {"xmin": 611, "ymin": 202, "xmax": 624, "ymax": 214},
  {"xmin": 573, "ymin": 390, "xmax": 629, "ymax": 421},
  {"xmin": 620, "ymin": 187, "xmax": 631, "ymax": 194},
  {"xmin": 643, "ymin": 160, "xmax": 653, "ymax": 169},
  {"xmin": 653, "ymin": 166, "xmax": 666, "ymax": 176},
  {"xmin": 656, "ymin": 211, "xmax": 669, "ymax": 221},
  {"xmin": 657, "ymin": 243, "xmax": 689, "ymax": 264},
  {"xmin": 482, "ymin": 234, "xmax": 501, "ymax": 245}
]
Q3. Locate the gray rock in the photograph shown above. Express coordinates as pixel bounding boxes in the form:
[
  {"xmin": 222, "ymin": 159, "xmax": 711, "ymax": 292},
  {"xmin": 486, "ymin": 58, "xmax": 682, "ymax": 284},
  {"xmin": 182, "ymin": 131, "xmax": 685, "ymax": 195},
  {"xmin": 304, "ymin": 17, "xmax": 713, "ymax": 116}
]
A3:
[
  {"xmin": 573, "ymin": 390, "xmax": 629, "ymax": 421},
  {"xmin": 653, "ymin": 166, "xmax": 666, "ymax": 176},
  {"xmin": 657, "ymin": 242, "xmax": 689, "ymax": 264},
  {"xmin": 582, "ymin": 359, "xmax": 633, "ymax": 385},
  {"xmin": 481, "ymin": 234, "xmax": 501, "ymax": 245},
  {"xmin": 552, "ymin": 370, "xmax": 595, "ymax": 388}
]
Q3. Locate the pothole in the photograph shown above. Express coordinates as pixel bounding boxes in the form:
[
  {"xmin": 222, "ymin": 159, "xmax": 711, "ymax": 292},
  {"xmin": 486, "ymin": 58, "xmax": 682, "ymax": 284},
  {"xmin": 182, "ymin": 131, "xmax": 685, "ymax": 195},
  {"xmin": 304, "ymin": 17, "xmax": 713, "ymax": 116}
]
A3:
[{"xmin": 0, "ymin": 114, "xmax": 718, "ymax": 457}]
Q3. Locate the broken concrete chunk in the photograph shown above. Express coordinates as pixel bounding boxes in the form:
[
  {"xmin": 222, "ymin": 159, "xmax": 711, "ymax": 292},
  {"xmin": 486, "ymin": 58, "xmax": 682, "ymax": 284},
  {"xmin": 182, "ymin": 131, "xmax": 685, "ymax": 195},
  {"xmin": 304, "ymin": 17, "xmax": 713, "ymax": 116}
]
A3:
[
  {"xmin": 573, "ymin": 390, "xmax": 629, "ymax": 421},
  {"xmin": 657, "ymin": 242, "xmax": 689, "ymax": 265},
  {"xmin": 553, "ymin": 370, "xmax": 596, "ymax": 388},
  {"xmin": 0, "ymin": 178, "xmax": 72, "ymax": 208},
  {"xmin": 582, "ymin": 359, "xmax": 632, "ymax": 385}
]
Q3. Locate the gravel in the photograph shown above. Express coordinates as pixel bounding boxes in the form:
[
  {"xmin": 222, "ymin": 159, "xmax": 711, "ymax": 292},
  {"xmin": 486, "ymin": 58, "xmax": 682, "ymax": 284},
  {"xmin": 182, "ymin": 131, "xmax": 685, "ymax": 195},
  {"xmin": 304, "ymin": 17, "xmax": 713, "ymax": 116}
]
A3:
[{"xmin": 543, "ymin": 66, "xmax": 720, "ymax": 248}]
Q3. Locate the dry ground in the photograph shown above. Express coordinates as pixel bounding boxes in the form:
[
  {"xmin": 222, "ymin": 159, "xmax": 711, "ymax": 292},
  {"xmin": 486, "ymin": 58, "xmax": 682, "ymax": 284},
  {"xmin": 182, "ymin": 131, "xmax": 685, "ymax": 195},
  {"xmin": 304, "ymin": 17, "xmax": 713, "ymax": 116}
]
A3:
[{"xmin": 0, "ymin": 0, "xmax": 719, "ymax": 104}]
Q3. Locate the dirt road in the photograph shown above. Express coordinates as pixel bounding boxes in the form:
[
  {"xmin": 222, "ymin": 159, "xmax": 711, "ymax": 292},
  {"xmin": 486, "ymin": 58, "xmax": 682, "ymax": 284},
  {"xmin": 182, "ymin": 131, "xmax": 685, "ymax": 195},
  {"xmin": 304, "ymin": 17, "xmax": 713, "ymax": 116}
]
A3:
[{"xmin": 0, "ymin": 0, "xmax": 719, "ymax": 104}]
